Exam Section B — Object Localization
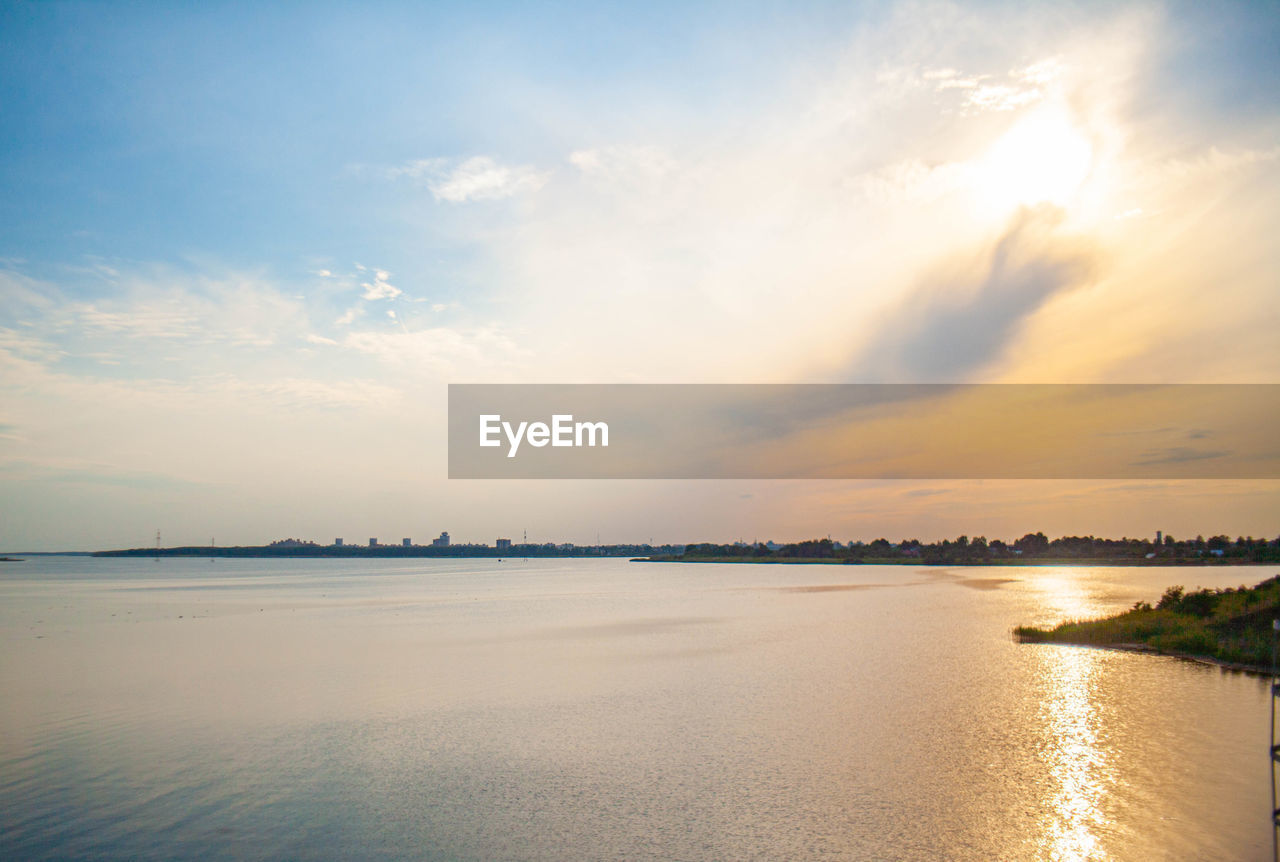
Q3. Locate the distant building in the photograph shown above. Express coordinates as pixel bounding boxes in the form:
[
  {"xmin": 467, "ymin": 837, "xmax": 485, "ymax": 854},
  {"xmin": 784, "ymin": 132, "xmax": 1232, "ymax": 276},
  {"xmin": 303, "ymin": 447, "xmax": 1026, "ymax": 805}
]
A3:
[
  {"xmin": 334, "ymin": 538, "xmax": 344, "ymax": 547},
  {"xmin": 432, "ymin": 531, "xmax": 450, "ymax": 547},
  {"xmin": 1155, "ymin": 530, "xmax": 1162, "ymax": 545},
  {"xmin": 369, "ymin": 538, "xmax": 378, "ymax": 547},
  {"xmin": 268, "ymin": 537, "xmax": 313, "ymax": 548},
  {"xmin": 496, "ymin": 538, "xmax": 511, "ymax": 550},
  {"xmin": 402, "ymin": 538, "xmax": 412, "ymax": 547}
]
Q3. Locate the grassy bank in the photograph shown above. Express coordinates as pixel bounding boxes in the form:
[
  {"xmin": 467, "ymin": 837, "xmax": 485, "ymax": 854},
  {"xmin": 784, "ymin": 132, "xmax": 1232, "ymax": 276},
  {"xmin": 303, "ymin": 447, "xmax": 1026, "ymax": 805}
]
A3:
[{"xmin": 1014, "ymin": 575, "xmax": 1280, "ymax": 672}]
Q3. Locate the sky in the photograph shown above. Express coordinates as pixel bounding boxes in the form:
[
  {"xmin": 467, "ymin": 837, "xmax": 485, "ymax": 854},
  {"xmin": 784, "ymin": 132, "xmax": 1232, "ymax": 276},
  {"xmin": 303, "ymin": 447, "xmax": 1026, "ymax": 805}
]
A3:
[{"xmin": 1, "ymin": 0, "xmax": 1278, "ymax": 550}]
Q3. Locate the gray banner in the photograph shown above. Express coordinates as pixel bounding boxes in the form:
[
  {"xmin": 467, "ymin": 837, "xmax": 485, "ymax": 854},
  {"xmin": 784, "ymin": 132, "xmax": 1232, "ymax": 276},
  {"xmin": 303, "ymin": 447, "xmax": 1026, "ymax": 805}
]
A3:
[{"xmin": 448, "ymin": 384, "xmax": 1280, "ymax": 479}]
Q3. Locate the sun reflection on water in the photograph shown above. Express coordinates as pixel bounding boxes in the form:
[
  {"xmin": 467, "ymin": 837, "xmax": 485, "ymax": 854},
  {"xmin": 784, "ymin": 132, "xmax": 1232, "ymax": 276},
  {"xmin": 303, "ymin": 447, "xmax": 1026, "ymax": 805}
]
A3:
[
  {"xmin": 1040, "ymin": 646, "xmax": 1109, "ymax": 861},
  {"xmin": 1032, "ymin": 571, "xmax": 1108, "ymax": 628},
  {"xmin": 1031, "ymin": 571, "xmax": 1113, "ymax": 861}
]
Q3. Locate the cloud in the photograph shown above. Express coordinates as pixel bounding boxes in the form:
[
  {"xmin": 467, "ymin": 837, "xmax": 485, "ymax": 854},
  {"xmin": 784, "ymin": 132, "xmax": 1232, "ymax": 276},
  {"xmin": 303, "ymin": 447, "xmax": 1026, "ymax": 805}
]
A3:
[
  {"xmin": 0, "ymin": 458, "xmax": 210, "ymax": 490},
  {"xmin": 1133, "ymin": 447, "xmax": 1231, "ymax": 466},
  {"xmin": 391, "ymin": 156, "xmax": 550, "ymax": 203},
  {"xmin": 849, "ymin": 206, "xmax": 1095, "ymax": 381},
  {"xmin": 63, "ymin": 300, "xmax": 202, "ymax": 339},
  {"xmin": 903, "ymin": 58, "xmax": 1060, "ymax": 115},
  {"xmin": 342, "ymin": 326, "xmax": 530, "ymax": 376},
  {"xmin": 213, "ymin": 376, "xmax": 401, "ymax": 410},
  {"xmin": 1153, "ymin": 145, "xmax": 1280, "ymax": 181},
  {"xmin": 0, "ymin": 327, "xmax": 65, "ymax": 363},
  {"xmin": 360, "ymin": 268, "xmax": 401, "ymax": 300},
  {"xmin": 849, "ymin": 158, "xmax": 970, "ymax": 205},
  {"xmin": 0, "ymin": 268, "xmax": 57, "ymax": 315},
  {"xmin": 965, "ymin": 83, "xmax": 1043, "ymax": 112},
  {"xmin": 568, "ymin": 146, "xmax": 677, "ymax": 186},
  {"xmin": 32, "ymin": 269, "xmax": 310, "ymax": 350}
]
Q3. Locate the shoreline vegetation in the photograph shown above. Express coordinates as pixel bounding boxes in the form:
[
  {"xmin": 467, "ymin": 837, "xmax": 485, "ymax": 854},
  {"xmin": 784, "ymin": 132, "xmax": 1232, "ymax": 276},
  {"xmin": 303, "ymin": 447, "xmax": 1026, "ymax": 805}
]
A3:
[
  {"xmin": 1015, "ymin": 576, "xmax": 1280, "ymax": 674},
  {"xmin": 649, "ymin": 533, "xmax": 1280, "ymax": 566}
]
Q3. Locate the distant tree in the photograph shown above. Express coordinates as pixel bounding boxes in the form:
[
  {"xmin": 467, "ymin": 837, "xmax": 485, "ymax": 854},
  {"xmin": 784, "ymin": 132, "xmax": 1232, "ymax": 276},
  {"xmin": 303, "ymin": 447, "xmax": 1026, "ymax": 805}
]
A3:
[{"xmin": 1014, "ymin": 532, "xmax": 1049, "ymax": 555}]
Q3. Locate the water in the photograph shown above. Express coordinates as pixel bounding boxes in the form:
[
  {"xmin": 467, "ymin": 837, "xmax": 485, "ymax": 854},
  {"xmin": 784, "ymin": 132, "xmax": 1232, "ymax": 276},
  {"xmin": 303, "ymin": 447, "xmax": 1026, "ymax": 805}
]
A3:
[{"xmin": 0, "ymin": 557, "xmax": 1274, "ymax": 860}]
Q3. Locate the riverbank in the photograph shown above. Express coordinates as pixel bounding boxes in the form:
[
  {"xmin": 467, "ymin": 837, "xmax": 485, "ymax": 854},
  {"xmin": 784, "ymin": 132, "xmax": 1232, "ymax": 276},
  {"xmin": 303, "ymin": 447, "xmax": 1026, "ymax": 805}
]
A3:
[{"xmin": 1014, "ymin": 575, "xmax": 1280, "ymax": 672}]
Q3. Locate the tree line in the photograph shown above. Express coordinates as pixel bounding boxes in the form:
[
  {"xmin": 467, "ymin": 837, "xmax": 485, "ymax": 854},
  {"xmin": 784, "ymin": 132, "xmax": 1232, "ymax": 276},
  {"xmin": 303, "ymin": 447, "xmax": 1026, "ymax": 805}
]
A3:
[{"xmin": 677, "ymin": 533, "xmax": 1280, "ymax": 563}]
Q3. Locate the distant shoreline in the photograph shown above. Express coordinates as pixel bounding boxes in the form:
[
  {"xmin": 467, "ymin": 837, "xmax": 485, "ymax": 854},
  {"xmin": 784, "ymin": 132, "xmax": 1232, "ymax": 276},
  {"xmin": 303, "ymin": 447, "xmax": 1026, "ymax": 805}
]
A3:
[
  {"xmin": 54, "ymin": 548, "xmax": 1280, "ymax": 566},
  {"xmin": 91, "ymin": 545, "xmax": 657, "ymax": 559},
  {"xmin": 642, "ymin": 555, "xmax": 1276, "ymax": 567}
]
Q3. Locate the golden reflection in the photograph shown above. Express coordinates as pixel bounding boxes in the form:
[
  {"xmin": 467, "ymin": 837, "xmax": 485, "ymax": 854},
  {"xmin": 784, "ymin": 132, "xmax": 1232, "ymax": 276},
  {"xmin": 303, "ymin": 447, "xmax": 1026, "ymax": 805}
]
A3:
[
  {"xmin": 1030, "ymin": 574, "xmax": 1106, "ymax": 629},
  {"xmin": 1041, "ymin": 646, "xmax": 1108, "ymax": 860},
  {"xmin": 1034, "ymin": 572, "xmax": 1111, "ymax": 860}
]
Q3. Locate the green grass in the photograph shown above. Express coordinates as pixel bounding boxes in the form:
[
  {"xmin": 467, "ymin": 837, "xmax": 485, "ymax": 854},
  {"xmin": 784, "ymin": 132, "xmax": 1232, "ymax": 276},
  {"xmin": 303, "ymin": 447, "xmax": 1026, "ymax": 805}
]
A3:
[{"xmin": 1014, "ymin": 575, "xmax": 1280, "ymax": 669}]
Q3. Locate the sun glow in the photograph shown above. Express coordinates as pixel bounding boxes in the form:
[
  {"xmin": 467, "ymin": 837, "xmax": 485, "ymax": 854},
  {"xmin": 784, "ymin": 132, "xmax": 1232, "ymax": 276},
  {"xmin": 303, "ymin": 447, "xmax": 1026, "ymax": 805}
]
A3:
[{"xmin": 974, "ymin": 106, "xmax": 1095, "ymax": 213}]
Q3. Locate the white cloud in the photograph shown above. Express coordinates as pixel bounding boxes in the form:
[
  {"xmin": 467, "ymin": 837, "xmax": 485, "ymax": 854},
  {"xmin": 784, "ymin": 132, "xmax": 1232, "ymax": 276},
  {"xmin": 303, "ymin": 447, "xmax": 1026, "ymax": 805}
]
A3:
[
  {"xmin": 965, "ymin": 83, "xmax": 1043, "ymax": 112},
  {"xmin": 906, "ymin": 58, "xmax": 1061, "ymax": 114},
  {"xmin": 0, "ymin": 327, "xmax": 65, "ymax": 363},
  {"xmin": 849, "ymin": 158, "xmax": 970, "ymax": 205},
  {"xmin": 1155, "ymin": 145, "xmax": 1280, "ymax": 180},
  {"xmin": 63, "ymin": 300, "xmax": 201, "ymax": 339},
  {"xmin": 568, "ymin": 146, "xmax": 676, "ymax": 185},
  {"xmin": 392, "ymin": 156, "xmax": 551, "ymax": 203},
  {"xmin": 1016, "ymin": 58, "xmax": 1065, "ymax": 86},
  {"xmin": 342, "ymin": 326, "xmax": 530, "ymax": 376},
  {"xmin": 360, "ymin": 268, "xmax": 402, "ymax": 300}
]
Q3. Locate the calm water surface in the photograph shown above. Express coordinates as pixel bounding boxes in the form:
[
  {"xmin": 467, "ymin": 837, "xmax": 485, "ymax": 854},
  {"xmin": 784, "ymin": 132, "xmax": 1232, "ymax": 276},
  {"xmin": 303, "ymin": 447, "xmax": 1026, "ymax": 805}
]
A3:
[{"xmin": 0, "ymin": 558, "xmax": 1275, "ymax": 860}]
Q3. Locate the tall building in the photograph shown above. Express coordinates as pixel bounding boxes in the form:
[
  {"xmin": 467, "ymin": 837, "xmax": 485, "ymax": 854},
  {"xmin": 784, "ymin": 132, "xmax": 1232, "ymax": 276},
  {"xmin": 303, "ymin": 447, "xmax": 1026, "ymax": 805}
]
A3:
[
  {"xmin": 496, "ymin": 538, "xmax": 511, "ymax": 550},
  {"xmin": 402, "ymin": 538, "xmax": 412, "ymax": 547},
  {"xmin": 369, "ymin": 538, "xmax": 378, "ymax": 547},
  {"xmin": 432, "ymin": 531, "xmax": 450, "ymax": 547},
  {"xmin": 334, "ymin": 538, "xmax": 343, "ymax": 547}
]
